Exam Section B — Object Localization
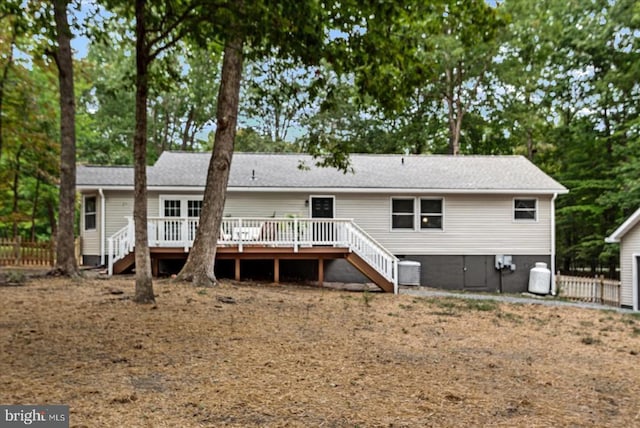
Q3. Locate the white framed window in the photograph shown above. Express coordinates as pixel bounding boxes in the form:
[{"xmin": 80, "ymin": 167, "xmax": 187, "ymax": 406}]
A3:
[
  {"xmin": 514, "ymin": 198, "xmax": 537, "ymax": 221},
  {"xmin": 159, "ymin": 196, "xmax": 203, "ymax": 241},
  {"xmin": 84, "ymin": 196, "xmax": 96, "ymax": 230},
  {"xmin": 188, "ymin": 200, "xmax": 203, "ymax": 218},
  {"xmin": 164, "ymin": 199, "xmax": 181, "ymax": 217},
  {"xmin": 391, "ymin": 198, "xmax": 415, "ymax": 230},
  {"xmin": 420, "ymin": 198, "xmax": 443, "ymax": 230}
]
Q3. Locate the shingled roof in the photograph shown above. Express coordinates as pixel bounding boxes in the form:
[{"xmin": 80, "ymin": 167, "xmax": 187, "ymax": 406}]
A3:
[{"xmin": 77, "ymin": 152, "xmax": 567, "ymax": 194}]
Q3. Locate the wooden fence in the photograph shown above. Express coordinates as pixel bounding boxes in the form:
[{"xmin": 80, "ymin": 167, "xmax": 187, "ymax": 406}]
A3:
[
  {"xmin": 0, "ymin": 238, "xmax": 82, "ymax": 267},
  {"xmin": 556, "ymin": 274, "xmax": 621, "ymax": 307}
]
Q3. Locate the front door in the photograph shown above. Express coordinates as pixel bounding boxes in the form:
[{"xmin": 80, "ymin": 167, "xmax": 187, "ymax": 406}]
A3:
[{"xmin": 310, "ymin": 196, "xmax": 334, "ymax": 244}]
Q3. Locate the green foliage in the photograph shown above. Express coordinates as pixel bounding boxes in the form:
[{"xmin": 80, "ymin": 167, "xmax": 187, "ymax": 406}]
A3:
[{"xmin": 1, "ymin": 0, "xmax": 639, "ymax": 279}]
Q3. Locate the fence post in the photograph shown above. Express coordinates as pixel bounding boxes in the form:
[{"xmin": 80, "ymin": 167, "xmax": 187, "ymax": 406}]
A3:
[
  {"xmin": 14, "ymin": 236, "xmax": 21, "ymax": 264},
  {"xmin": 49, "ymin": 239, "xmax": 55, "ymax": 266}
]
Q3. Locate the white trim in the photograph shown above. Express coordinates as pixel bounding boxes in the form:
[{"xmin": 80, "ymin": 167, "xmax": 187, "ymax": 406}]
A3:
[
  {"xmin": 83, "ymin": 194, "xmax": 97, "ymax": 231},
  {"xmin": 606, "ymin": 207, "xmax": 640, "ymax": 243},
  {"xmin": 418, "ymin": 197, "xmax": 445, "ymax": 232},
  {"xmin": 390, "ymin": 197, "xmax": 416, "ymax": 231},
  {"xmin": 513, "ymin": 197, "xmax": 539, "ymax": 223},
  {"xmin": 309, "ymin": 195, "xmax": 336, "ymax": 218},
  {"xmin": 390, "ymin": 196, "xmax": 445, "ymax": 232},
  {"xmin": 633, "ymin": 253, "xmax": 639, "ymax": 311},
  {"xmin": 99, "ymin": 188, "xmax": 105, "ymax": 266},
  {"xmin": 77, "ymin": 184, "xmax": 568, "ymax": 195},
  {"xmin": 158, "ymin": 194, "xmax": 204, "ymax": 219},
  {"xmin": 550, "ymin": 193, "xmax": 557, "ymax": 295}
]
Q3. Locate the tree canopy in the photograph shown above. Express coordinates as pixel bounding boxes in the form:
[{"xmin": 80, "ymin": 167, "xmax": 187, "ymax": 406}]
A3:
[{"xmin": 0, "ymin": 0, "xmax": 639, "ymax": 277}]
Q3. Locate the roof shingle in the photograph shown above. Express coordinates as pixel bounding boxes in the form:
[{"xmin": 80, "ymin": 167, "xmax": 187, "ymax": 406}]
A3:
[{"xmin": 77, "ymin": 152, "xmax": 567, "ymax": 193}]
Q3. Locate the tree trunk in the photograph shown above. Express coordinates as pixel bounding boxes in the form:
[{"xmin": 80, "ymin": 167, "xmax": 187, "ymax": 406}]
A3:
[
  {"xmin": 30, "ymin": 174, "xmax": 41, "ymax": 241},
  {"xmin": 133, "ymin": 0, "xmax": 154, "ymax": 303},
  {"xmin": 177, "ymin": 36, "xmax": 244, "ymax": 286},
  {"xmin": 11, "ymin": 146, "xmax": 22, "ymax": 239},
  {"xmin": 51, "ymin": 0, "xmax": 78, "ymax": 276},
  {"xmin": 0, "ymin": 26, "xmax": 16, "ymax": 163}
]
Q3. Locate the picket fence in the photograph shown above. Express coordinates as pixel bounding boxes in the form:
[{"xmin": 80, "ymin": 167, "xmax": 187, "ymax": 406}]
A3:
[
  {"xmin": 556, "ymin": 273, "xmax": 620, "ymax": 307},
  {"xmin": 0, "ymin": 237, "xmax": 82, "ymax": 267}
]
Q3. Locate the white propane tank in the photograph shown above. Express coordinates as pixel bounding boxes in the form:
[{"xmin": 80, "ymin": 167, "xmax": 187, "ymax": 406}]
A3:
[{"xmin": 528, "ymin": 262, "xmax": 551, "ymax": 295}]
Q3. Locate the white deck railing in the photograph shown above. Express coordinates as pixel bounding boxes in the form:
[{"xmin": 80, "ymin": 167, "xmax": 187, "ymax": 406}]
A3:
[{"xmin": 108, "ymin": 216, "xmax": 398, "ymax": 292}]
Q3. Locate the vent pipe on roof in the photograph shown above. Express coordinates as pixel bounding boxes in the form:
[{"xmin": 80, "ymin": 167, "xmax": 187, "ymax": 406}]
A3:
[
  {"xmin": 401, "ymin": 157, "xmax": 404, "ymax": 165},
  {"xmin": 251, "ymin": 169, "xmax": 256, "ymax": 180}
]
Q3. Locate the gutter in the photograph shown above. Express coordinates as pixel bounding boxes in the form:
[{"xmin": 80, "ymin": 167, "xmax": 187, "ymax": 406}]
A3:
[
  {"xmin": 99, "ymin": 188, "xmax": 105, "ymax": 266},
  {"xmin": 76, "ymin": 184, "xmax": 569, "ymax": 195},
  {"xmin": 551, "ymin": 192, "xmax": 558, "ymax": 295}
]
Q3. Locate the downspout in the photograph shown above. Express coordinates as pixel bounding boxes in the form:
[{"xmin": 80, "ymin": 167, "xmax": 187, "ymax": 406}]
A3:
[
  {"xmin": 550, "ymin": 192, "xmax": 558, "ymax": 295},
  {"xmin": 99, "ymin": 188, "xmax": 105, "ymax": 266}
]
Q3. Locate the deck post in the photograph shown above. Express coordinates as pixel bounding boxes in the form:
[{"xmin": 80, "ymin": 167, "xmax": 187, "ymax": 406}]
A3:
[
  {"xmin": 274, "ymin": 257, "xmax": 280, "ymax": 284},
  {"xmin": 152, "ymin": 257, "xmax": 159, "ymax": 277},
  {"xmin": 235, "ymin": 258, "xmax": 241, "ymax": 281},
  {"xmin": 294, "ymin": 217, "xmax": 299, "ymax": 252},
  {"xmin": 318, "ymin": 256, "xmax": 324, "ymax": 287}
]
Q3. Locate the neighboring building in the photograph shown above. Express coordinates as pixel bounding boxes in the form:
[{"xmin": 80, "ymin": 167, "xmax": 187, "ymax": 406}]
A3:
[
  {"xmin": 76, "ymin": 152, "xmax": 567, "ymax": 293},
  {"xmin": 605, "ymin": 208, "xmax": 640, "ymax": 310}
]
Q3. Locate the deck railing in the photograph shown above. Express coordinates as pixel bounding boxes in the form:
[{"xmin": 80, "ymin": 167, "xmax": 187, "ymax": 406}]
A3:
[{"xmin": 108, "ymin": 217, "xmax": 398, "ymax": 291}]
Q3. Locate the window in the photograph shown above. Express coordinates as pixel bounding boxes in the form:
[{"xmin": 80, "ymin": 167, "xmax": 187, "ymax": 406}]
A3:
[
  {"xmin": 420, "ymin": 198, "xmax": 443, "ymax": 229},
  {"xmin": 84, "ymin": 197, "xmax": 96, "ymax": 230},
  {"xmin": 164, "ymin": 200, "xmax": 181, "ymax": 217},
  {"xmin": 514, "ymin": 199, "xmax": 537, "ymax": 220},
  {"xmin": 392, "ymin": 198, "xmax": 415, "ymax": 229},
  {"xmin": 188, "ymin": 200, "xmax": 202, "ymax": 218}
]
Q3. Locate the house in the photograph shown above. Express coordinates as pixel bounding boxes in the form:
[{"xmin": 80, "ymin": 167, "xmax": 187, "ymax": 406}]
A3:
[
  {"xmin": 76, "ymin": 152, "xmax": 568, "ymax": 293},
  {"xmin": 605, "ymin": 208, "xmax": 640, "ymax": 310}
]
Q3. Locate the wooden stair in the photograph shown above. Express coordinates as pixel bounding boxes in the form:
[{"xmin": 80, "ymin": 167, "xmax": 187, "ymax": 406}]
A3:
[
  {"xmin": 346, "ymin": 253, "xmax": 394, "ymax": 292},
  {"xmin": 112, "ymin": 252, "xmax": 135, "ymax": 274}
]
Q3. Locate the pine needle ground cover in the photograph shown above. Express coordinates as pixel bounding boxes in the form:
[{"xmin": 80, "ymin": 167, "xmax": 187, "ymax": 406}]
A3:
[{"xmin": 1, "ymin": 276, "xmax": 639, "ymax": 427}]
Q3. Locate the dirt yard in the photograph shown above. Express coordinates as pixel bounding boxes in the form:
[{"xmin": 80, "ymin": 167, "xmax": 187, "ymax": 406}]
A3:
[{"xmin": 1, "ymin": 274, "xmax": 640, "ymax": 427}]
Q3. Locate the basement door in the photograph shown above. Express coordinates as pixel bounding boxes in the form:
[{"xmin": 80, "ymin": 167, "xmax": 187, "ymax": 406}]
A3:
[{"xmin": 463, "ymin": 256, "xmax": 488, "ymax": 291}]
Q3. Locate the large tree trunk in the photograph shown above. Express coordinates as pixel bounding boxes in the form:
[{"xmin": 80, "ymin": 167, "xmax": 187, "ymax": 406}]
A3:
[
  {"xmin": 177, "ymin": 36, "xmax": 244, "ymax": 286},
  {"xmin": 52, "ymin": 0, "xmax": 78, "ymax": 276},
  {"xmin": 133, "ymin": 0, "xmax": 154, "ymax": 303},
  {"xmin": 0, "ymin": 25, "xmax": 16, "ymax": 163}
]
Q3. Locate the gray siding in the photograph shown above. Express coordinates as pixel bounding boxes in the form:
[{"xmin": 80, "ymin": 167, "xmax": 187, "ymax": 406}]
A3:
[{"xmin": 620, "ymin": 226, "xmax": 640, "ymax": 307}]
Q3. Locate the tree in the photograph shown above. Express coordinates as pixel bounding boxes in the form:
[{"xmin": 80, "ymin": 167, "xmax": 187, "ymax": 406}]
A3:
[
  {"xmin": 51, "ymin": 0, "xmax": 78, "ymax": 276},
  {"xmin": 241, "ymin": 56, "xmax": 317, "ymax": 143},
  {"xmin": 0, "ymin": 0, "xmax": 30, "ymax": 163},
  {"xmin": 431, "ymin": 1, "xmax": 505, "ymax": 155},
  {"xmin": 123, "ymin": 0, "xmax": 210, "ymax": 302},
  {"xmin": 176, "ymin": 36, "xmax": 243, "ymax": 284},
  {"xmin": 177, "ymin": 0, "xmax": 334, "ymax": 285}
]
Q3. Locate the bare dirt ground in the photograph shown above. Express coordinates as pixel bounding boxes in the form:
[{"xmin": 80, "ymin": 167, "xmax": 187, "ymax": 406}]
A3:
[{"xmin": 2, "ymin": 273, "xmax": 640, "ymax": 427}]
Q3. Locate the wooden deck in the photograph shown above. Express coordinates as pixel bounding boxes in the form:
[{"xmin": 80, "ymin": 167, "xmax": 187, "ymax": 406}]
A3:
[
  {"xmin": 108, "ymin": 217, "xmax": 398, "ymax": 292},
  {"xmin": 114, "ymin": 245, "xmax": 393, "ymax": 292}
]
